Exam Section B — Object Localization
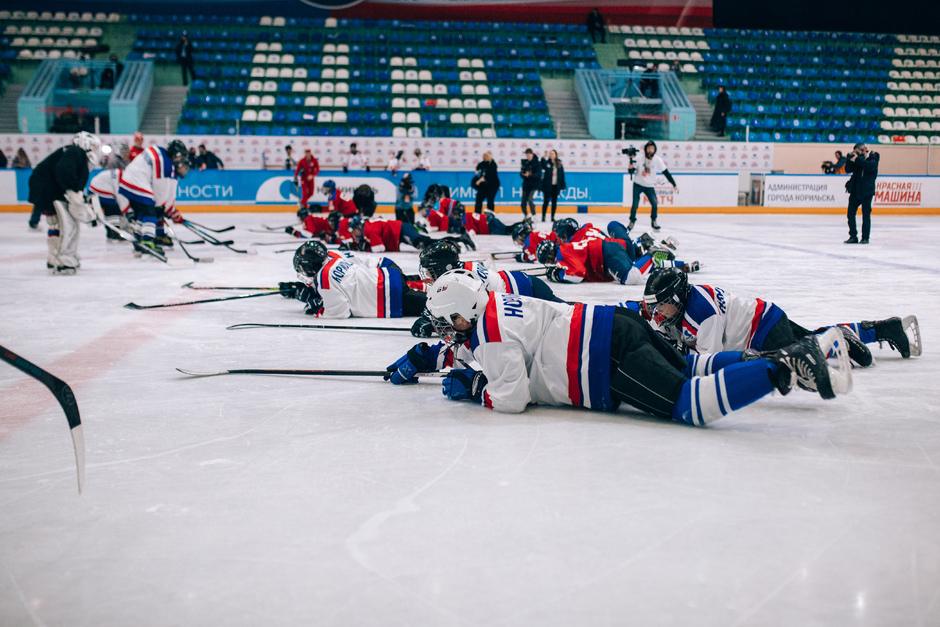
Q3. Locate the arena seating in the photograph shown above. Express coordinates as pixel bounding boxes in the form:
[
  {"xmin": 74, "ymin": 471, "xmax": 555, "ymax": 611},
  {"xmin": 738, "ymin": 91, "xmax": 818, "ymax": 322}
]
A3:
[
  {"xmin": 0, "ymin": 10, "xmax": 117, "ymax": 60},
  {"xmin": 127, "ymin": 16, "xmax": 598, "ymax": 138}
]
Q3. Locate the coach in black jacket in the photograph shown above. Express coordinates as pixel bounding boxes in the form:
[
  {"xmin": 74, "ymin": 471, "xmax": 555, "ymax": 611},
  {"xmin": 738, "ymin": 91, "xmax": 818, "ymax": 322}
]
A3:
[{"xmin": 844, "ymin": 143, "xmax": 879, "ymax": 244}]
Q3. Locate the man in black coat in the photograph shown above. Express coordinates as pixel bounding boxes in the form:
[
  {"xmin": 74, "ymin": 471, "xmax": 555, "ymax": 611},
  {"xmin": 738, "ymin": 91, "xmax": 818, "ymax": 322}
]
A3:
[
  {"xmin": 175, "ymin": 32, "xmax": 196, "ymax": 86},
  {"xmin": 519, "ymin": 148, "xmax": 542, "ymax": 219},
  {"xmin": 196, "ymin": 144, "xmax": 224, "ymax": 170},
  {"xmin": 586, "ymin": 8, "xmax": 606, "ymax": 44},
  {"xmin": 710, "ymin": 86, "xmax": 732, "ymax": 137},
  {"xmin": 843, "ymin": 143, "xmax": 880, "ymax": 244}
]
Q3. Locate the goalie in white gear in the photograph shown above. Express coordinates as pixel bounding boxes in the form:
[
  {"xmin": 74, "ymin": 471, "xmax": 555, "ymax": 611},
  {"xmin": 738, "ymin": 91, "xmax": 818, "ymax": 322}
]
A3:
[{"xmin": 26, "ymin": 132, "xmax": 101, "ymax": 274}]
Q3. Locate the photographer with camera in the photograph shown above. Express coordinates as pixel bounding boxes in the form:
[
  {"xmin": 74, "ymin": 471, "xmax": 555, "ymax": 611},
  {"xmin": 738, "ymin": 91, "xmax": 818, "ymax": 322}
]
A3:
[
  {"xmin": 844, "ymin": 143, "xmax": 879, "ymax": 245},
  {"xmin": 626, "ymin": 141, "xmax": 677, "ymax": 232},
  {"xmin": 822, "ymin": 150, "xmax": 848, "ymax": 175},
  {"xmin": 473, "ymin": 152, "xmax": 500, "ymax": 214},
  {"xmin": 520, "ymin": 148, "xmax": 542, "ymax": 219}
]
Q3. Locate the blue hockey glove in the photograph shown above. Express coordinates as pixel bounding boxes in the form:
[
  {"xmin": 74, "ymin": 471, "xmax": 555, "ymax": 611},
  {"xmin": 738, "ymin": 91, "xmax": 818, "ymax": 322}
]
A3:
[
  {"xmin": 385, "ymin": 342, "xmax": 436, "ymax": 385},
  {"xmin": 303, "ymin": 294, "xmax": 323, "ymax": 316},
  {"xmin": 442, "ymin": 368, "xmax": 488, "ymax": 402}
]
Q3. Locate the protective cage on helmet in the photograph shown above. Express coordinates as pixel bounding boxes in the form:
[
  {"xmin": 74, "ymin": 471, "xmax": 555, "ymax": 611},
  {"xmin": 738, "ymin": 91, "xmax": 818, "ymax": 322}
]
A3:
[
  {"xmin": 511, "ymin": 221, "xmax": 532, "ymax": 244},
  {"xmin": 536, "ymin": 239, "xmax": 558, "ymax": 265},
  {"xmin": 426, "ymin": 269, "xmax": 489, "ymax": 344},
  {"xmin": 166, "ymin": 140, "xmax": 190, "ymax": 177},
  {"xmin": 293, "ymin": 241, "xmax": 329, "ymax": 279},
  {"xmin": 552, "ymin": 218, "xmax": 579, "ymax": 242},
  {"xmin": 643, "ymin": 267, "xmax": 690, "ymax": 326},
  {"xmin": 418, "ymin": 240, "xmax": 461, "ymax": 281}
]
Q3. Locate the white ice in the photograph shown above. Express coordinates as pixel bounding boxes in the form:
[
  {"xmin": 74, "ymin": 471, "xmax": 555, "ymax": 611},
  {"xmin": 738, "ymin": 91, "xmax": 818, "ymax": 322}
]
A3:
[{"xmin": 1, "ymin": 211, "xmax": 939, "ymax": 626}]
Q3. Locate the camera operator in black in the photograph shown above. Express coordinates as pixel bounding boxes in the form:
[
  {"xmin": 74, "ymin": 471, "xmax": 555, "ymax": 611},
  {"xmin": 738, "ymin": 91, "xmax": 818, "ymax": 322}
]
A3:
[
  {"xmin": 844, "ymin": 143, "xmax": 879, "ymax": 245},
  {"xmin": 822, "ymin": 150, "xmax": 847, "ymax": 175},
  {"xmin": 519, "ymin": 148, "xmax": 542, "ymax": 219},
  {"xmin": 626, "ymin": 141, "xmax": 677, "ymax": 232}
]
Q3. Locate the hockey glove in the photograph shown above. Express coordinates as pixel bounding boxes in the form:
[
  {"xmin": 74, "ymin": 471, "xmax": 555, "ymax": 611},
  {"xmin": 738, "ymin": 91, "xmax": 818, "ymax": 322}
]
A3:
[
  {"xmin": 165, "ymin": 207, "xmax": 184, "ymax": 224},
  {"xmin": 356, "ymin": 239, "xmax": 371, "ymax": 252},
  {"xmin": 296, "ymin": 284, "xmax": 319, "ymax": 304},
  {"xmin": 278, "ymin": 281, "xmax": 305, "ymax": 299},
  {"xmin": 303, "ymin": 295, "xmax": 324, "ymax": 316},
  {"xmin": 545, "ymin": 267, "xmax": 564, "ymax": 283},
  {"xmin": 411, "ymin": 315, "xmax": 435, "ymax": 338},
  {"xmin": 342, "ymin": 165, "xmax": 349, "ymax": 173},
  {"xmin": 285, "ymin": 226, "xmax": 306, "ymax": 239},
  {"xmin": 385, "ymin": 342, "xmax": 437, "ymax": 385},
  {"xmin": 442, "ymin": 368, "xmax": 488, "ymax": 403}
]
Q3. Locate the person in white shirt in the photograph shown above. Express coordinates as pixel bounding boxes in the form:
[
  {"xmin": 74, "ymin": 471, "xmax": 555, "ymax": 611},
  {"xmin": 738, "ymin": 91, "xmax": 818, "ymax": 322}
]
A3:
[
  {"xmin": 386, "ymin": 150, "xmax": 405, "ymax": 176},
  {"xmin": 413, "ymin": 148, "xmax": 431, "ymax": 171},
  {"xmin": 342, "ymin": 142, "xmax": 370, "ymax": 173},
  {"xmin": 628, "ymin": 140, "xmax": 677, "ymax": 232}
]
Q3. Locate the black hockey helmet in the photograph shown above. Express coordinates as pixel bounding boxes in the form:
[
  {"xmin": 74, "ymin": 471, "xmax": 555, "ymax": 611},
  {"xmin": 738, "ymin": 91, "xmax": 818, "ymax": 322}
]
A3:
[
  {"xmin": 353, "ymin": 184, "xmax": 376, "ymax": 216},
  {"xmin": 552, "ymin": 218, "xmax": 580, "ymax": 242},
  {"xmin": 418, "ymin": 239, "xmax": 461, "ymax": 281},
  {"xmin": 449, "ymin": 201, "xmax": 465, "ymax": 220},
  {"xmin": 348, "ymin": 214, "xmax": 366, "ymax": 233},
  {"xmin": 536, "ymin": 239, "xmax": 559, "ymax": 265},
  {"xmin": 166, "ymin": 139, "xmax": 190, "ymax": 178},
  {"xmin": 643, "ymin": 267, "xmax": 690, "ymax": 327},
  {"xmin": 511, "ymin": 221, "xmax": 532, "ymax": 246},
  {"xmin": 293, "ymin": 241, "xmax": 329, "ymax": 279},
  {"xmin": 326, "ymin": 209, "xmax": 343, "ymax": 231},
  {"xmin": 422, "ymin": 183, "xmax": 444, "ymax": 206}
]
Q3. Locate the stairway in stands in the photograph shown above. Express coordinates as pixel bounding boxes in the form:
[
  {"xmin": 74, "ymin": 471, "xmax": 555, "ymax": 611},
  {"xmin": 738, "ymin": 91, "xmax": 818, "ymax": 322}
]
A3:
[
  {"xmin": 688, "ymin": 94, "xmax": 723, "ymax": 140},
  {"xmin": 545, "ymin": 91, "xmax": 592, "ymax": 139},
  {"xmin": 0, "ymin": 84, "xmax": 25, "ymax": 133},
  {"xmin": 138, "ymin": 86, "xmax": 188, "ymax": 135}
]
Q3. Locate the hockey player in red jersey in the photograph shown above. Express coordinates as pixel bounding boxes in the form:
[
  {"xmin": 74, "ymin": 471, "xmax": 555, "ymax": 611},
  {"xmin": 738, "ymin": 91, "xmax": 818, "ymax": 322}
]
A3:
[
  {"xmin": 321, "ymin": 180, "xmax": 358, "ymax": 217},
  {"xmin": 346, "ymin": 215, "xmax": 475, "ymax": 253},
  {"xmin": 385, "ymin": 269, "xmax": 853, "ymax": 424},
  {"xmin": 536, "ymin": 236, "xmax": 698, "ymax": 285},
  {"xmin": 293, "ymin": 149, "xmax": 320, "ymax": 210}
]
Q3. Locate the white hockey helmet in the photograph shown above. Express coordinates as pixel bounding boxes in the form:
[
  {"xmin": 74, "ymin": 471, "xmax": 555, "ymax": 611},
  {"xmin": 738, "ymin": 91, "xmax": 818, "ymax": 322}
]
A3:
[
  {"xmin": 73, "ymin": 131, "xmax": 101, "ymax": 155},
  {"xmin": 426, "ymin": 268, "xmax": 489, "ymax": 344}
]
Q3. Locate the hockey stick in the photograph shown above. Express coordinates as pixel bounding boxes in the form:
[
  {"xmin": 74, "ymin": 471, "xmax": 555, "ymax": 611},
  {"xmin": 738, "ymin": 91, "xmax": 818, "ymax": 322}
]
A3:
[
  {"xmin": 166, "ymin": 224, "xmax": 214, "ymax": 263},
  {"xmin": 523, "ymin": 268, "xmax": 548, "ymax": 276},
  {"xmin": 490, "ymin": 251, "xmax": 521, "ymax": 260},
  {"xmin": 125, "ymin": 291, "xmax": 285, "ymax": 310},
  {"xmin": 260, "ymin": 223, "xmax": 303, "ymax": 231},
  {"xmin": 182, "ymin": 282, "xmax": 281, "ymax": 291},
  {"xmin": 249, "ymin": 240, "xmax": 307, "ymax": 247},
  {"xmin": 95, "ymin": 207, "xmax": 194, "ymax": 267},
  {"xmin": 183, "ymin": 219, "xmax": 235, "ymax": 234},
  {"xmin": 0, "ymin": 345, "xmax": 85, "ymax": 494},
  {"xmin": 182, "ymin": 221, "xmax": 256, "ymax": 255},
  {"xmin": 227, "ymin": 323, "xmax": 412, "ymax": 332},
  {"xmin": 177, "ymin": 367, "xmax": 446, "ymax": 378}
]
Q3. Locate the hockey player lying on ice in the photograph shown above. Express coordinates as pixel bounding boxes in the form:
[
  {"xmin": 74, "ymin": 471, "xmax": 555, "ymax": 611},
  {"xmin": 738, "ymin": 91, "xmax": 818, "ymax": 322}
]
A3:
[
  {"xmin": 386, "ymin": 269, "xmax": 853, "ymax": 425},
  {"xmin": 642, "ymin": 268, "xmax": 922, "ymax": 367}
]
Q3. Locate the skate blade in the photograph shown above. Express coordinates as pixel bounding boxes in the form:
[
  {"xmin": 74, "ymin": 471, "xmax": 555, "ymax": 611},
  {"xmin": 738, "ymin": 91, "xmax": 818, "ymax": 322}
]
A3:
[
  {"xmin": 903, "ymin": 315, "xmax": 922, "ymax": 357},
  {"xmin": 817, "ymin": 327, "xmax": 853, "ymax": 397}
]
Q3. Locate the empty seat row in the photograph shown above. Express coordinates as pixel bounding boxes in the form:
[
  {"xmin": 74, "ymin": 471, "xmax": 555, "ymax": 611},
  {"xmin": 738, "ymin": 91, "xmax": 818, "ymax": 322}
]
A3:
[
  {"xmin": 2, "ymin": 25, "xmax": 103, "ymax": 37},
  {"xmin": 8, "ymin": 37, "xmax": 97, "ymax": 48},
  {"xmin": 883, "ymin": 107, "xmax": 940, "ymax": 117},
  {"xmin": 609, "ymin": 25, "xmax": 704, "ymax": 36},
  {"xmin": 0, "ymin": 11, "xmax": 119, "ymax": 22}
]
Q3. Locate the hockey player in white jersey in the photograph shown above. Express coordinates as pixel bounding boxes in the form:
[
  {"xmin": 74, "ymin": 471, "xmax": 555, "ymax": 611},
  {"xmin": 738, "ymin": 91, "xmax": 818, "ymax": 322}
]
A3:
[
  {"xmin": 88, "ymin": 167, "xmax": 130, "ymax": 244},
  {"xmin": 386, "ymin": 270, "xmax": 853, "ymax": 425},
  {"xmin": 643, "ymin": 268, "xmax": 922, "ymax": 365},
  {"xmin": 118, "ymin": 139, "xmax": 188, "ymax": 255},
  {"xmin": 281, "ymin": 241, "xmax": 427, "ymax": 318}
]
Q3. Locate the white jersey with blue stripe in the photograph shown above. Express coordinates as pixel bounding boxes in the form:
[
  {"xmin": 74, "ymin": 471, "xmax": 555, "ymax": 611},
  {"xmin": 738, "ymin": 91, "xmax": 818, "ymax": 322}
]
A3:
[
  {"xmin": 88, "ymin": 168, "xmax": 130, "ymax": 212},
  {"xmin": 677, "ymin": 285, "xmax": 783, "ymax": 353},
  {"xmin": 313, "ymin": 251, "xmax": 404, "ymax": 319},
  {"xmin": 119, "ymin": 146, "xmax": 179, "ymax": 209},
  {"xmin": 468, "ymin": 293, "xmax": 617, "ymax": 413},
  {"xmin": 461, "ymin": 262, "xmax": 538, "ymax": 298}
]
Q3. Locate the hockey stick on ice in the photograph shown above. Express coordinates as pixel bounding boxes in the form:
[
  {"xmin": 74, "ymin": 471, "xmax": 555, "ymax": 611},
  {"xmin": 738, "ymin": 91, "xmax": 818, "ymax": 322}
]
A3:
[
  {"xmin": 92, "ymin": 202, "xmax": 194, "ymax": 266},
  {"xmin": 490, "ymin": 251, "xmax": 521, "ymax": 260},
  {"xmin": 182, "ymin": 282, "xmax": 281, "ymax": 291},
  {"xmin": 165, "ymin": 224, "xmax": 214, "ymax": 264},
  {"xmin": 177, "ymin": 367, "xmax": 446, "ymax": 378},
  {"xmin": 0, "ymin": 345, "xmax": 85, "ymax": 494},
  {"xmin": 183, "ymin": 219, "xmax": 235, "ymax": 233},
  {"xmin": 125, "ymin": 291, "xmax": 285, "ymax": 310},
  {"xmin": 227, "ymin": 323, "xmax": 412, "ymax": 332},
  {"xmin": 182, "ymin": 221, "xmax": 256, "ymax": 255}
]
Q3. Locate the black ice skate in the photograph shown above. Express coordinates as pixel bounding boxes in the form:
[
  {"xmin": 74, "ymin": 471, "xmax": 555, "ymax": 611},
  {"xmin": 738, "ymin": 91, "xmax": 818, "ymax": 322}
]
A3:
[
  {"xmin": 651, "ymin": 219, "xmax": 661, "ymax": 231},
  {"xmin": 837, "ymin": 326, "xmax": 873, "ymax": 368},
  {"xmin": 626, "ymin": 218, "xmax": 635, "ymax": 231},
  {"xmin": 764, "ymin": 328, "xmax": 852, "ymax": 400},
  {"xmin": 861, "ymin": 316, "xmax": 921, "ymax": 358}
]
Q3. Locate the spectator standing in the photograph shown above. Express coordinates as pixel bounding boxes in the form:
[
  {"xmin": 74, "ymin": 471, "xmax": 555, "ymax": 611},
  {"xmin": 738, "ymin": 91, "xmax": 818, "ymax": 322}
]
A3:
[
  {"xmin": 473, "ymin": 152, "xmax": 500, "ymax": 214},
  {"xmin": 13, "ymin": 148, "xmax": 31, "ymax": 169},
  {"xmin": 519, "ymin": 148, "xmax": 542, "ymax": 219},
  {"xmin": 710, "ymin": 86, "xmax": 732, "ymax": 137},
  {"xmin": 100, "ymin": 54, "xmax": 124, "ymax": 89},
  {"xmin": 129, "ymin": 132, "xmax": 145, "ymax": 161},
  {"xmin": 586, "ymin": 8, "xmax": 606, "ymax": 44},
  {"xmin": 342, "ymin": 142, "xmax": 370, "ymax": 172},
  {"xmin": 386, "ymin": 150, "xmax": 405, "ymax": 177},
  {"xmin": 540, "ymin": 149, "xmax": 566, "ymax": 223},
  {"xmin": 671, "ymin": 59, "xmax": 683, "ymax": 78},
  {"xmin": 395, "ymin": 173, "xmax": 417, "ymax": 224},
  {"xmin": 284, "ymin": 145, "xmax": 297, "ymax": 171},
  {"xmin": 175, "ymin": 32, "xmax": 196, "ymax": 87},
  {"xmin": 294, "ymin": 148, "xmax": 320, "ymax": 211},
  {"xmin": 627, "ymin": 140, "xmax": 677, "ymax": 232},
  {"xmin": 844, "ymin": 143, "xmax": 879, "ymax": 245},
  {"xmin": 413, "ymin": 148, "xmax": 430, "ymax": 171},
  {"xmin": 0, "ymin": 149, "xmax": 7, "ymax": 169},
  {"xmin": 196, "ymin": 144, "xmax": 224, "ymax": 170},
  {"xmin": 640, "ymin": 64, "xmax": 659, "ymax": 98}
]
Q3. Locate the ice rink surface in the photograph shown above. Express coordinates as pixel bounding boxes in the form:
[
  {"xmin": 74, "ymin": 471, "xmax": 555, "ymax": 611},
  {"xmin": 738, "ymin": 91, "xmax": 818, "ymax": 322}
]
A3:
[{"xmin": 1, "ymin": 210, "xmax": 939, "ymax": 626}]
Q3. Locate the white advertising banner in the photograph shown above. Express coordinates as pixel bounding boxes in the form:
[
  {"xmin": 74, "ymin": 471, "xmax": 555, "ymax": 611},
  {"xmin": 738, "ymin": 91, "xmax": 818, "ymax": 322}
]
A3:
[
  {"xmin": 622, "ymin": 173, "xmax": 739, "ymax": 208},
  {"xmin": 0, "ymin": 171, "xmax": 17, "ymax": 204},
  {"xmin": 763, "ymin": 175, "xmax": 940, "ymax": 209}
]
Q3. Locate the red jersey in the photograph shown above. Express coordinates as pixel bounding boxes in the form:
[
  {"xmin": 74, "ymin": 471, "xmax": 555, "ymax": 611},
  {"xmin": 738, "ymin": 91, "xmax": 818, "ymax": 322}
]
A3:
[
  {"xmin": 554, "ymin": 238, "xmax": 612, "ymax": 283},
  {"xmin": 463, "ymin": 212, "xmax": 490, "ymax": 235},
  {"xmin": 361, "ymin": 220, "xmax": 404, "ymax": 253},
  {"xmin": 328, "ymin": 190, "xmax": 358, "ymax": 216},
  {"xmin": 426, "ymin": 208, "xmax": 449, "ymax": 231},
  {"xmin": 302, "ymin": 215, "xmax": 334, "ymax": 238},
  {"xmin": 128, "ymin": 145, "xmax": 144, "ymax": 161},
  {"xmin": 336, "ymin": 216, "xmax": 353, "ymax": 245},
  {"xmin": 569, "ymin": 224, "xmax": 606, "ymax": 244},
  {"xmin": 295, "ymin": 155, "xmax": 320, "ymax": 180},
  {"xmin": 520, "ymin": 230, "xmax": 556, "ymax": 263}
]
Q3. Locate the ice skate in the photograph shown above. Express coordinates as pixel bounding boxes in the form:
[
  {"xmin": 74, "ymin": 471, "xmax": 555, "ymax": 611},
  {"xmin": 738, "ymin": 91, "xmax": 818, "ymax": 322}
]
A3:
[
  {"xmin": 457, "ymin": 230, "xmax": 476, "ymax": 252},
  {"xmin": 154, "ymin": 233, "xmax": 174, "ymax": 248},
  {"xmin": 651, "ymin": 219, "xmax": 661, "ymax": 231},
  {"xmin": 836, "ymin": 326, "xmax": 872, "ymax": 368},
  {"xmin": 53, "ymin": 266, "xmax": 77, "ymax": 275},
  {"xmin": 681, "ymin": 261, "xmax": 702, "ymax": 273},
  {"xmin": 626, "ymin": 218, "xmax": 635, "ymax": 231},
  {"xmin": 765, "ymin": 328, "xmax": 851, "ymax": 400},
  {"xmin": 862, "ymin": 316, "xmax": 920, "ymax": 358}
]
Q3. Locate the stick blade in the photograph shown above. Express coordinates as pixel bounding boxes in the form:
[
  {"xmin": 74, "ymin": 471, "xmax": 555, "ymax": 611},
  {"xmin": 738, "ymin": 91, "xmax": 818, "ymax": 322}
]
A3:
[
  {"xmin": 166, "ymin": 258, "xmax": 196, "ymax": 267},
  {"xmin": 124, "ymin": 303, "xmax": 144, "ymax": 310},
  {"xmin": 71, "ymin": 424, "xmax": 85, "ymax": 494},
  {"xmin": 176, "ymin": 368, "xmax": 228, "ymax": 377},
  {"xmin": 227, "ymin": 324, "xmax": 262, "ymax": 330}
]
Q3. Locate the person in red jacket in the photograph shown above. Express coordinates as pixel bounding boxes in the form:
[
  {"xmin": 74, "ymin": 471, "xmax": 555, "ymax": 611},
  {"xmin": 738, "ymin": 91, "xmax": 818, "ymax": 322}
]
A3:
[
  {"xmin": 128, "ymin": 132, "xmax": 145, "ymax": 161},
  {"xmin": 294, "ymin": 149, "xmax": 320, "ymax": 210}
]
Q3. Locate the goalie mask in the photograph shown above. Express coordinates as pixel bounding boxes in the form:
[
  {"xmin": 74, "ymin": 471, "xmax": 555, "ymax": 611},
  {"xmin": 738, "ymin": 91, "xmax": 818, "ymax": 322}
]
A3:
[
  {"xmin": 643, "ymin": 267, "xmax": 690, "ymax": 327},
  {"xmin": 72, "ymin": 131, "xmax": 101, "ymax": 165},
  {"xmin": 418, "ymin": 239, "xmax": 461, "ymax": 281},
  {"xmin": 426, "ymin": 269, "xmax": 490, "ymax": 345},
  {"xmin": 166, "ymin": 140, "xmax": 190, "ymax": 178}
]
